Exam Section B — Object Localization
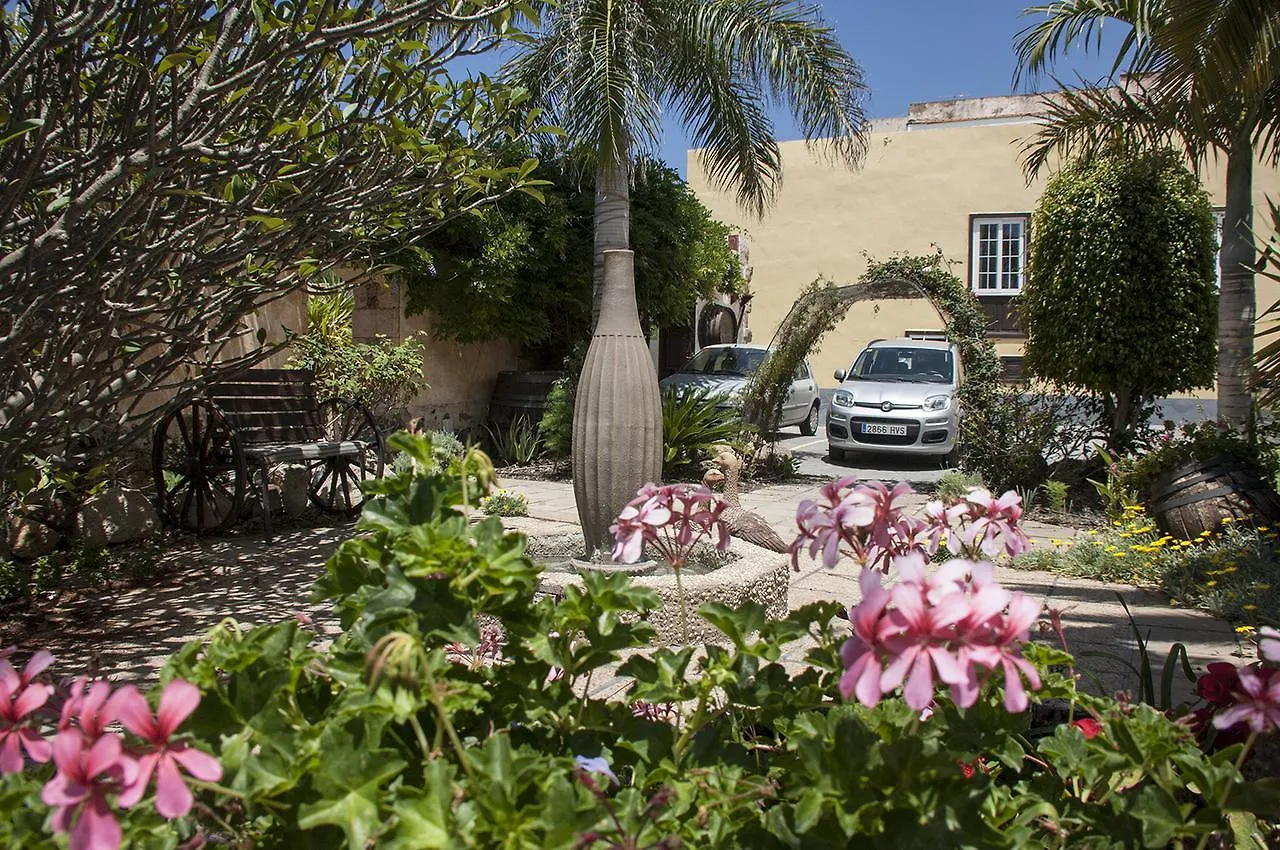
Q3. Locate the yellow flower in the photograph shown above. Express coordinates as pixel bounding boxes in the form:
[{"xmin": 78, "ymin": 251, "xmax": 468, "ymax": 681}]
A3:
[
  {"xmin": 1206, "ymin": 580, "xmax": 1217, "ymax": 587},
  {"xmin": 1236, "ymin": 625, "xmax": 1257, "ymax": 634},
  {"xmin": 1244, "ymin": 604, "xmax": 1258, "ymax": 612}
]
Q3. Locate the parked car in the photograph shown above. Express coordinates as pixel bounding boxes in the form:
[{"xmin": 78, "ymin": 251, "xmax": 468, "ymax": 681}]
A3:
[
  {"xmin": 659, "ymin": 344, "xmax": 822, "ymax": 435},
  {"xmin": 826, "ymin": 338, "xmax": 962, "ymax": 463}
]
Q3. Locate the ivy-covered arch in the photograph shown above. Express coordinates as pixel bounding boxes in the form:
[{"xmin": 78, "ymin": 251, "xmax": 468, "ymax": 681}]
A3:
[{"xmin": 740, "ymin": 253, "xmax": 1002, "ymax": 445}]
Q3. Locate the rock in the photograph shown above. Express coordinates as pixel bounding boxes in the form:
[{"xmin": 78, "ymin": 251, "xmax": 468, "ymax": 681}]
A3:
[
  {"xmin": 281, "ymin": 464, "xmax": 310, "ymax": 517},
  {"xmin": 77, "ymin": 486, "xmax": 158, "ymax": 546},
  {"xmin": 6, "ymin": 515, "xmax": 64, "ymax": 559},
  {"xmin": 251, "ymin": 484, "xmax": 284, "ymax": 520}
]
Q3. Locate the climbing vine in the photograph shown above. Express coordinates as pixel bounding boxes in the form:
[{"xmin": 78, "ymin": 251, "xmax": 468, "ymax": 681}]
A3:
[
  {"xmin": 740, "ymin": 277, "xmax": 845, "ymax": 432},
  {"xmin": 740, "ymin": 252, "xmax": 1002, "ymax": 449}
]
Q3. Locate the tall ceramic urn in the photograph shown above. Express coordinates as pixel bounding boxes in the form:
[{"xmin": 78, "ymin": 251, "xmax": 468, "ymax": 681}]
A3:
[{"xmin": 573, "ymin": 249, "xmax": 663, "ymax": 557}]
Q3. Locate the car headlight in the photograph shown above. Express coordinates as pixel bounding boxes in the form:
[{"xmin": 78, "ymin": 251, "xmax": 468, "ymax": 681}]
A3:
[
  {"xmin": 833, "ymin": 391, "xmax": 855, "ymax": 408},
  {"xmin": 923, "ymin": 394, "xmax": 951, "ymax": 412}
]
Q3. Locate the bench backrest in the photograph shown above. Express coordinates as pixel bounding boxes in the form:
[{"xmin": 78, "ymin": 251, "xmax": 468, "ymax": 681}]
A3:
[{"xmin": 207, "ymin": 368, "xmax": 326, "ymax": 445}]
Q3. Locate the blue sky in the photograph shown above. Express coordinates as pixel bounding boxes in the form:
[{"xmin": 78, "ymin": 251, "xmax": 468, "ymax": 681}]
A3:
[
  {"xmin": 662, "ymin": 0, "xmax": 1127, "ymax": 174},
  {"xmin": 465, "ymin": 1, "xmax": 1127, "ymax": 176}
]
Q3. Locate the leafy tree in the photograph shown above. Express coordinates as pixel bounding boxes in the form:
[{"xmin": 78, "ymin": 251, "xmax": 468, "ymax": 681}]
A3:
[
  {"xmin": 1015, "ymin": 0, "xmax": 1280, "ymax": 431},
  {"xmin": 0, "ymin": 0, "xmax": 541, "ymax": 482},
  {"xmin": 505, "ymin": 0, "xmax": 869, "ymax": 326},
  {"xmin": 402, "ymin": 156, "xmax": 741, "ymax": 367},
  {"xmin": 1021, "ymin": 149, "xmax": 1218, "ymax": 450}
]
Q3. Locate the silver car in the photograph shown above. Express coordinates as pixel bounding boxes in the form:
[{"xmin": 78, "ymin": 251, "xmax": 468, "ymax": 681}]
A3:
[
  {"xmin": 659, "ymin": 344, "xmax": 822, "ymax": 435},
  {"xmin": 826, "ymin": 338, "xmax": 962, "ymax": 462}
]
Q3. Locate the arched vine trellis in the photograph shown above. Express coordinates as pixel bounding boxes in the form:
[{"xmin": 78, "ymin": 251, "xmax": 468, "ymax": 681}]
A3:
[{"xmin": 740, "ymin": 253, "xmax": 1002, "ymax": 462}]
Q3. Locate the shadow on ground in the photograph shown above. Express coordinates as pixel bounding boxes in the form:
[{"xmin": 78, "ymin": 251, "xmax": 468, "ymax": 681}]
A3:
[{"xmin": 3, "ymin": 525, "xmax": 348, "ymax": 682}]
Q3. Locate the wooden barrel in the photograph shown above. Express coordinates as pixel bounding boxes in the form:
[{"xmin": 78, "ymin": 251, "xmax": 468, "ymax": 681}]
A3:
[
  {"xmin": 1148, "ymin": 454, "xmax": 1280, "ymax": 540},
  {"xmin": 487, "ymin": 370, "xmax": 566, "ymax": 429}
]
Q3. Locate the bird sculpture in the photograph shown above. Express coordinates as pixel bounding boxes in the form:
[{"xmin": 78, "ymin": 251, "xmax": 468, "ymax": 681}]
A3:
[{"xmin": 701, "ymin": 446, "xmax": 791, "ymax": 555}]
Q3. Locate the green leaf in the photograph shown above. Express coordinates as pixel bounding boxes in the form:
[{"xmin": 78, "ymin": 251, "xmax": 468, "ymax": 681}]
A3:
[
  {"xmin": 793, "ymin": 788, "xmax": 824, "ymax": 834},
  {"xmin": 298, "ymin": 790, "xmax": 383, "ymax": 849},
  {"xmin": 156, "ymin": 52, "xmax": 195, "ymax": 75}
]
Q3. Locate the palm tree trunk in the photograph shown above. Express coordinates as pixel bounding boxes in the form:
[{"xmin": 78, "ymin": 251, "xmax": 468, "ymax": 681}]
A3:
[
  {"xmin": 592, "ymin": 157, "xmax": 631, "ymax": 331},
  {"xmin": 1217, "ymin": 136, "xmax": 1255, "ymax": 433}
]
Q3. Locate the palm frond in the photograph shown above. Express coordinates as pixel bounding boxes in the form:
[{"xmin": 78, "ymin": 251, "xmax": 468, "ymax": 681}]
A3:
[
  {"xmin": 502, "ymin": 0, "xmax": 662, "ymax": 168},
  {"xmin": 654, "ymin": 0, "xmax": 866, "ymax": 214},
  {"xmin": 1021, "ymin": 78, "xmax": 1207, "ymax": 177},
  {"xmin": 1013, "ymin": 0, "xmax": 1161, "ymax": 88}
]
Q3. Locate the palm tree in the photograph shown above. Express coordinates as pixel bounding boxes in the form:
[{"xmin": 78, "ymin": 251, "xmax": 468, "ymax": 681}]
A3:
[
  {"xmin": 1014, "ymin": 0, "xmax": 1280, "ymax": 431},
  {"xmin": 505, "ymin": 0, "xmax": 869, "ymax": 326}
]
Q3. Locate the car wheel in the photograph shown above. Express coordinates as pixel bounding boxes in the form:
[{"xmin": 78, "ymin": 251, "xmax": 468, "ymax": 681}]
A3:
[
  {"xmin": 940, "ymin": 445, "xmax": 960, "ymax": 469},
  {"xmin": 800, "ymin": 401, "xmax": 820, "ymax": 436},
  {"xmin": 829, "ymin": 446, "xmax": 846, "ymax": 462}
]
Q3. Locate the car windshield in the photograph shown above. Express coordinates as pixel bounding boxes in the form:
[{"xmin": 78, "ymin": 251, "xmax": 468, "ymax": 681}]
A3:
[
  {"xmin": 677, "ymin": 347, "xmax": 769, "ymax": 377},
  {"xmin": 849, "ymin": 347, "xmax": 954, "ymax": 383}
]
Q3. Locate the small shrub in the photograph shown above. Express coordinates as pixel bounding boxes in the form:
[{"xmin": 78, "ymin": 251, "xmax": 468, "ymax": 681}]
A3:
[
  {"xmin": 537, "ymin": 375, "xmax": 575, "ymax": 459},
  {"xmin": 1043, "ymin": 479, "xmax": 1070, "ymax": 514},
  {"xmin": 486, "ymin": 416, "xmax": 544, "ymax": 466},
  {"xmin": 661, "ymin": 388, "xmax": 741, "ymax": 479},
  {"xmin": 934, "ymin": 469, "xmax": 986, "ymax": 503},
  {"xmin": 735, "ymin": 431, "xmax": 799, "ymax": 483},
  {"xmin": 392, "ymin": 429, "xmax": 466, "ymax": 476},
  {"xmin": 289, "ymin": 296, "xmax": 426, "ymax": 425},
  {"xmin": 1012, "ymin": 506, "xmax": 1280, "ymax": 627},
  {"xmin": 480, "ymin": 488, "xmax": 529, "ymax": 517},
  {"xmin": 0, "ymin": 541, "xmax": 160, "ymax": 608},
  {"xmin": 961, "ymin": 386, "xmax": 1106, "ymax": 494}
]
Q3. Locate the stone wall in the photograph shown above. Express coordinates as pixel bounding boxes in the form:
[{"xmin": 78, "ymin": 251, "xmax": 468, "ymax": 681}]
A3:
[{"xmin": 351, "ymin": 278, "xmax": 524, "ymax": 432}]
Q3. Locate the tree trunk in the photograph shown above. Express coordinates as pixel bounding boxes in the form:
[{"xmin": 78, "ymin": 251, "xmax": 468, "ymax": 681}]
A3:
[
  {"xmin": 592, "ymin": 157, "xmax": 632, "ymax": 331},
  {"xmin": 1217, "ymin": 137, "xmax": 1255, "ymax": 433}
]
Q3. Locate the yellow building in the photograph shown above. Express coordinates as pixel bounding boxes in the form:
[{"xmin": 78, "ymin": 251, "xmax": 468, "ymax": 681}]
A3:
[{"xmin": 686, "ymin": 91, "xmax": 1280, "ymax": 392}]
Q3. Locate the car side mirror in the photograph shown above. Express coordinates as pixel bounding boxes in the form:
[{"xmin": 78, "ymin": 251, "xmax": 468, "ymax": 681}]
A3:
[{"xmin": 834, "ymin": 368, "xmax": 846, "ymax": 381}]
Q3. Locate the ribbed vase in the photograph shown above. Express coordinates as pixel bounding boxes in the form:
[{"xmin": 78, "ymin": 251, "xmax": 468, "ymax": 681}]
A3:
[{"xmin": 573, "ymin": 249, "xmax": 663, "ymax": 557}]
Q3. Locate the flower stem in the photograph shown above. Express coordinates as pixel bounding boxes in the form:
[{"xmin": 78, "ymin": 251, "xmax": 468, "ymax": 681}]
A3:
[
  {"xmin": 1194, "ymin": 730, "xmax": 1259, "ymax": 850},
  {"xmin": 674, "ymin": 563, "xmax": 689, "ymax": 644}
]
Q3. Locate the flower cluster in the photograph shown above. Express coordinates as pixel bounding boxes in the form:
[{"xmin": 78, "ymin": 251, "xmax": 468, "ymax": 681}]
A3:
[
  {"xmin": 0, "ymin": 649, "xmax": 221, "ymax": 850},
  {"xmin": 790, "ymin": 481, "xmax": 1029, "ymax": 572},
  {"xmin": 1194, "ymin": 662, "xmax": 1280, "ymax": 735},
  {"xmin": 610, "ymin": 483, "xmax": 729, "ymax": 567},
  {"xmin": 839, "ymin": 556, "xmax": 1042, "ymax": 712}
]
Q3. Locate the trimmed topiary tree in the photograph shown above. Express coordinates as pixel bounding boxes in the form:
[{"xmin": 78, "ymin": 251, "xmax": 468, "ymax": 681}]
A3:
[{"xmin": 1022, "ymin": 149, "xmax": 1218, "ymax": 451}]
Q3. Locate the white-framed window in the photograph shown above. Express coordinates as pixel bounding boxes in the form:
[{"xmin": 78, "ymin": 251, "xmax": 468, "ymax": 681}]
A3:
[{"xmin": 970, "ymin": 215, "xmax": 1028, "ymax": 295}]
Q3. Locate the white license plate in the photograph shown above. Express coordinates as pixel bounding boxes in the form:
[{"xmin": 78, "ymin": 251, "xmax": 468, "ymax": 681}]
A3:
[{"xmin": 862, "ymin": 423, "xmax": 908, "ymax": 436}]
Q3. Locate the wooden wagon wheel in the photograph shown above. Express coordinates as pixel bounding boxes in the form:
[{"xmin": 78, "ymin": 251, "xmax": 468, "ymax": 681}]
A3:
[
  {"xmin": 152, "ymin": 399, "xmax": 246, "ymax": 533},
  {"xmin": 308, "ymin": 398, "xmax": 385, "ymax": 516}
]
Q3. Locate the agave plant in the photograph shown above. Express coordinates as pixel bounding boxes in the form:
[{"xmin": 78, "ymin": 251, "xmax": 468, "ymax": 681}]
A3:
[{"xmin": 661, "ymin": 387, "xmax": 741, "ymax": 480}]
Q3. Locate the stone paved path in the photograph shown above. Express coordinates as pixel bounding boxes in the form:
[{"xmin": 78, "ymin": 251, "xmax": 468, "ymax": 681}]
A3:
[{"xmin": 5, "ymin": 476, "xmax": 1242, "ymax": 703}]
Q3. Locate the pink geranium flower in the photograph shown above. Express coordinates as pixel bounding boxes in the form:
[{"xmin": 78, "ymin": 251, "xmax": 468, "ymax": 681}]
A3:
[
  {"xmin": 611, "ymin": 484, "xmax": 728, "ymax": 567},
  {"xmin": 42, "ymin": 730, "xmax": 137, "ymax": 850},
  {"xmin": 956, "ymin": 488, "xmax": 1031, "ymax": 558},
  {"xmin": 113, "ymin": 680, "xmax": 222, "ymax": 818},
  {"xmin": 0, "ymin": 649, "xmax": 55, "ymax": 774},
  {"xmin": 1259, "ymin": 627, "xmax": 1280, "ymax": 664},
  {"xmin": 838, "ymin": 568, "xmax": 892, "ymax": 707},
  {"xmin": 59, "ymin": 678, "xmax": 124, "ymax": 740},
  {"xmin": 964, "ymin": 592, "xmax": 1043, "ymax": 712},
  {"xmin": 878, "ymin": 579, "xmax": 972, "ymax": 710},
  {"xmin": 1213, "ymin": 667, "xmax": 1280, "ymax": 734}
]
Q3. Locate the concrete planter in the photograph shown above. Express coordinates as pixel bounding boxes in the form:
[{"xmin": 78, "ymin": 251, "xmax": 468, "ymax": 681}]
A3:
[{"xmin": 521, "ymin": 521, "xmax": 790, "ymax": 645}]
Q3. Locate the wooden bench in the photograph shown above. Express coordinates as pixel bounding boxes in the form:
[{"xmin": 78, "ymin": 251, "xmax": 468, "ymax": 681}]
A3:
[{"xmin": 152, "ymin": 369, "xmax": 385, "ymax": 539}]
